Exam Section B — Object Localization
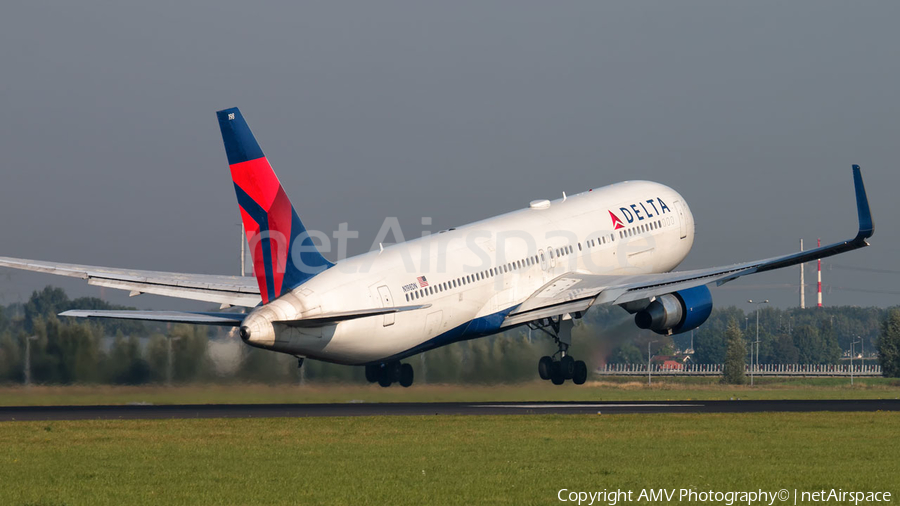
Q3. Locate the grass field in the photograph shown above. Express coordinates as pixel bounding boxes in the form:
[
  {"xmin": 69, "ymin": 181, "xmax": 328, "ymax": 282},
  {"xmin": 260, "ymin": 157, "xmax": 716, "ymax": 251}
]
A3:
[
  {"xmin": 1, "ymin": 377, "xmax": 898, "ymax": 407},
  {"xmin": 1, "ymin": 412, "xmax": 898, "ymax": 505}
]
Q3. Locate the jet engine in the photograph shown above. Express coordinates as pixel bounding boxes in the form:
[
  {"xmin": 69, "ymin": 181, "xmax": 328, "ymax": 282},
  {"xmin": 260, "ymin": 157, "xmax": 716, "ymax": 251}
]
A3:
[{"xmin": 634, "ymin": 285, "xmax": 713, "ymax": 335}]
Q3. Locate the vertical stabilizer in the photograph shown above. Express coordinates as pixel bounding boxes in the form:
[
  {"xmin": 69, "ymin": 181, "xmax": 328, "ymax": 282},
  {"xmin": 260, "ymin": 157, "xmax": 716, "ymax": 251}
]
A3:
[{"xmin": 217, "ymin": 107, "xmax": 333, "ymax": 304}]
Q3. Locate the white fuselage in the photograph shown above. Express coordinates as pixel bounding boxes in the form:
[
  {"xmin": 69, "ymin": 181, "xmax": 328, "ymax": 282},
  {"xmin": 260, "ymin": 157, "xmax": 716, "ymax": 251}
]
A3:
[{"xmin": 240, "ymin": 181, "xmax": 695, "ymax": 364}]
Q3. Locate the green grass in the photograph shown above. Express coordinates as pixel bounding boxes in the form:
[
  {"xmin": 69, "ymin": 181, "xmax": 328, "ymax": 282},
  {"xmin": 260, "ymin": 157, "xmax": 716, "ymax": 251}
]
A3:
[
  {"xmin": 1, "ymin": 412, "xmax": 898, "ymax": 505},
  {"xmin": 1, "ymin": 377, "xmax": 899, "ymax": 407}
]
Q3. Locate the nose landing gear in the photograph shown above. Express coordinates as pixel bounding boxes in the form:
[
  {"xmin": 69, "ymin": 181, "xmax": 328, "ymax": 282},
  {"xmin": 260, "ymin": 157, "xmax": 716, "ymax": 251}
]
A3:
[{"xmin": 365, "ymin": 362, "xmax": 414, "ymax": 387}]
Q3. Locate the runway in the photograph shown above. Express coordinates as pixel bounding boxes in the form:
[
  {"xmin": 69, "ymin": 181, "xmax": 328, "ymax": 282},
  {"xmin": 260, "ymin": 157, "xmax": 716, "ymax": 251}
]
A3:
[{"xmin": 1, "ymin": 399, "xmax": 898, "ymax": 421}]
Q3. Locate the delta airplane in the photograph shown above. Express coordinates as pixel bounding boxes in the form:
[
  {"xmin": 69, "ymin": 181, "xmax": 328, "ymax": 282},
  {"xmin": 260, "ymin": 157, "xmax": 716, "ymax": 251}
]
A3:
[{"xmin": 0, "ymin": 108, "xmax": 875, "ymax": 387}]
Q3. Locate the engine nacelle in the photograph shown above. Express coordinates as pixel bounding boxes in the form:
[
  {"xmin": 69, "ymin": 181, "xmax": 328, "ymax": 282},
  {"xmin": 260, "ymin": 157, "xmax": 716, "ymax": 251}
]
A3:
[{"xmin": 634, "ymin": 285, "xmax": 713, "ymax": 335}]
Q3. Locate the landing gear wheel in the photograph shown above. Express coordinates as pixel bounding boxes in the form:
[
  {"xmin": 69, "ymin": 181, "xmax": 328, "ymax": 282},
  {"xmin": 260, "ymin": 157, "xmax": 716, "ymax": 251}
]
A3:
[
  {"xmin": 538, "ymin": 356, "xmax": 553, "ymax": 380},
  {"xmin": 377, "ymin": 371, "xmax": 393, "ymax": 388},
  {"xmin": 560, "ymin": 355, "xmax": 576, "ymax": 379},
  {"xmin": 550, "ymin": 361, "xmax": 565, "ymax": 385},
  {"xmin": 365, "ymin": 364, "xmax": 379, "ymax": 383},
  {"xmin": 399, "ymin": 363, "xmax": 414, "ymax": 387},
  {"xmin": 572, "ymin": 360, "xmax": 588, "ymax": 385}
]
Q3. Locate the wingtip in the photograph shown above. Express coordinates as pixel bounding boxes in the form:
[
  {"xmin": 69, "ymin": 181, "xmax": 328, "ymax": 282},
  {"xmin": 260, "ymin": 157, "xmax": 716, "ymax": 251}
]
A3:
[{"xmin": 852, "ymin": 164, "xmax": 874, "ymax": 240}]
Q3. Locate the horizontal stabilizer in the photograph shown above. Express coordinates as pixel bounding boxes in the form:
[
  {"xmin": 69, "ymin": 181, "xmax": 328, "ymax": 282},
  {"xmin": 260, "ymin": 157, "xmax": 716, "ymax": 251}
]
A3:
[
  {"xmin": 59, "ymin": 310, "xmax": 247, "ymax": 326},
  {"xmin": 277, "ymin": 304, "xmax": 431, "ymax": 328}
]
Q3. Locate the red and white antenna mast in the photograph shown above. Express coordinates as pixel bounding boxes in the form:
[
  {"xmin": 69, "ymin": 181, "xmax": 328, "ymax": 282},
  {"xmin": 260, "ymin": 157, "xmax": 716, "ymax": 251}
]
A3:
[
  {"xmin": 817, "ymin": 238, "xmax": 823, "ymax": 307},
  {"xmin": 799, "ymin": 239, "xmax": 805, "ymax": 309}
]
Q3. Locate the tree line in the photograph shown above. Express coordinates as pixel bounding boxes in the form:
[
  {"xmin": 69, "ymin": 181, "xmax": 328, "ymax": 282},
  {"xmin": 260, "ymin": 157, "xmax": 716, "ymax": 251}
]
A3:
[{"xmin": 0, "ymin": 286, "xmax": 898, "ymax": 384}]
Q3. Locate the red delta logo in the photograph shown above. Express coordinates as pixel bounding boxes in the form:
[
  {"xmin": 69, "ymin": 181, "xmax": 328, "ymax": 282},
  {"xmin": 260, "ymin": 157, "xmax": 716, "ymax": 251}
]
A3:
[{"xmin": 608, "ymin": 210, "xmax": 625, "ymax": 230}]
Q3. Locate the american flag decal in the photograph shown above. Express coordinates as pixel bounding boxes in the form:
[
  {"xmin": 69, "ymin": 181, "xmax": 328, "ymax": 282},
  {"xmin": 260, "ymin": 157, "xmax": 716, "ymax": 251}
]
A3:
[{"xmin": 417, "ymin": 276, "xmax": 429, "ymax": 287}]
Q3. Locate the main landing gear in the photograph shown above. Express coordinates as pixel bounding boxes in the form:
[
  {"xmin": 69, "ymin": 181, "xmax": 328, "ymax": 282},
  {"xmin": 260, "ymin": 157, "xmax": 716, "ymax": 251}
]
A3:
[
  {"xmin": 530, "ymin": 315, "xmax": 588, "ymax": 385},
  {"xmin": 365, "ymin": 361, "xmax": 414, "ymax": 388}
]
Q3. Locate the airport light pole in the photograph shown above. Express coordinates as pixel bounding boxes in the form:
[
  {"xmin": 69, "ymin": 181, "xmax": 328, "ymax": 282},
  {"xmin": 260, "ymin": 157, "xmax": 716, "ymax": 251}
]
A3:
[
  {"xmin": 747, "ymin": 300, "xmax": 768, "ymax": 386},
  {"xmin": 860, "ymin": 336, "xmax": 865, "ymax": 371},
  {"xmin": 240, "ymin": 222, "xmax": 246, "ymax": 277},
  {"xmin": 850, "ymin": 339, "xmax": 861, "ymax": 386},
  {"xmin": 23, "ymin": 335, "xmax": 37, "ymax": 386},
  {"xmin": 648, "ymin": 340, "xmax": 657, "ymax": 386},
  {"xmin": 167, "ymin": 335, "xmax": 182, "ymax": 386}
]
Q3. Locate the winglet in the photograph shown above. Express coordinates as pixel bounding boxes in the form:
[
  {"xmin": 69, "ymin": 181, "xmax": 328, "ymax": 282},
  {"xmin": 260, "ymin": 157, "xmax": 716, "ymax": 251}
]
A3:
[{"xmin": 852, "ymin": 164, "xmax": 874, "ymax": 242}]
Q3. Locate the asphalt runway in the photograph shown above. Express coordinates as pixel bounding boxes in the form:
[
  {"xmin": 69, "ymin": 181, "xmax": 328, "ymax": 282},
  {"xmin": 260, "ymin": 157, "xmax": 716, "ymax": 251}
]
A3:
[{"xmin": 1, "ymin": 399, "xmax": 898, "ymax": 421}]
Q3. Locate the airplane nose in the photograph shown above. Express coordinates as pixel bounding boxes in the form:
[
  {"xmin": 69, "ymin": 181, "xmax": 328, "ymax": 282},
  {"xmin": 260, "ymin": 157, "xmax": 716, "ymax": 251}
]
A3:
[{"xmin": 239, "ymin": 326, "xmax": 251, "ymax": 341}]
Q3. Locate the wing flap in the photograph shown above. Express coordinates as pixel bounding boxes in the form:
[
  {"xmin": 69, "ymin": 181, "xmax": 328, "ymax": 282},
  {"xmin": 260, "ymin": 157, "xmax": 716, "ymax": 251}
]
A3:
[{"xmin": 502, "ymin": 299, "xmax": 594, "ymax": 328}]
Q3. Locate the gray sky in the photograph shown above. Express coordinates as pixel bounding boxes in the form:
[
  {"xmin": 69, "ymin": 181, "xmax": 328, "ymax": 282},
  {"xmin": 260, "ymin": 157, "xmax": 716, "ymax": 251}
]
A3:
[{"xmin": 1, "ymin": 1, "xmax": 898, "ymax": 310}]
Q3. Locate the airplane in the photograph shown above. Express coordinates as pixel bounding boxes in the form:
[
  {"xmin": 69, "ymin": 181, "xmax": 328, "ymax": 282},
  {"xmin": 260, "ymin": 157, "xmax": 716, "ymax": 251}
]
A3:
[{"xmin": 0, "ymin": 107, "xmax": 874, "ymax": 387}]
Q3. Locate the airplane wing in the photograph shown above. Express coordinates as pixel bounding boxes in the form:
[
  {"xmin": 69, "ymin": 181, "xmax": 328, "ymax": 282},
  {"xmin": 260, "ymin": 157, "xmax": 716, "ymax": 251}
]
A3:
[
  {"xmin": 0, "ymin": 257, "xmax": 261, "ymax": 307},
  {"xmin": 502, "ymin": 165, "xmax": 873, "ymax": 329}
]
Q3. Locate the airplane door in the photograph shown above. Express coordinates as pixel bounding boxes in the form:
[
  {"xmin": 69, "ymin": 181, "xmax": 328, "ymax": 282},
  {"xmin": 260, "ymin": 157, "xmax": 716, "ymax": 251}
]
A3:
[
  {"xmin": 539, "ymin": 249, "xmax": 547, "ymax": 270},
  {"xmin": 674, "ymin": 201, "xmax": 687, "ymax": 239},
  {"xmin": 377, "ymin": 285, "xmax": 395, "ymax": 326}
]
